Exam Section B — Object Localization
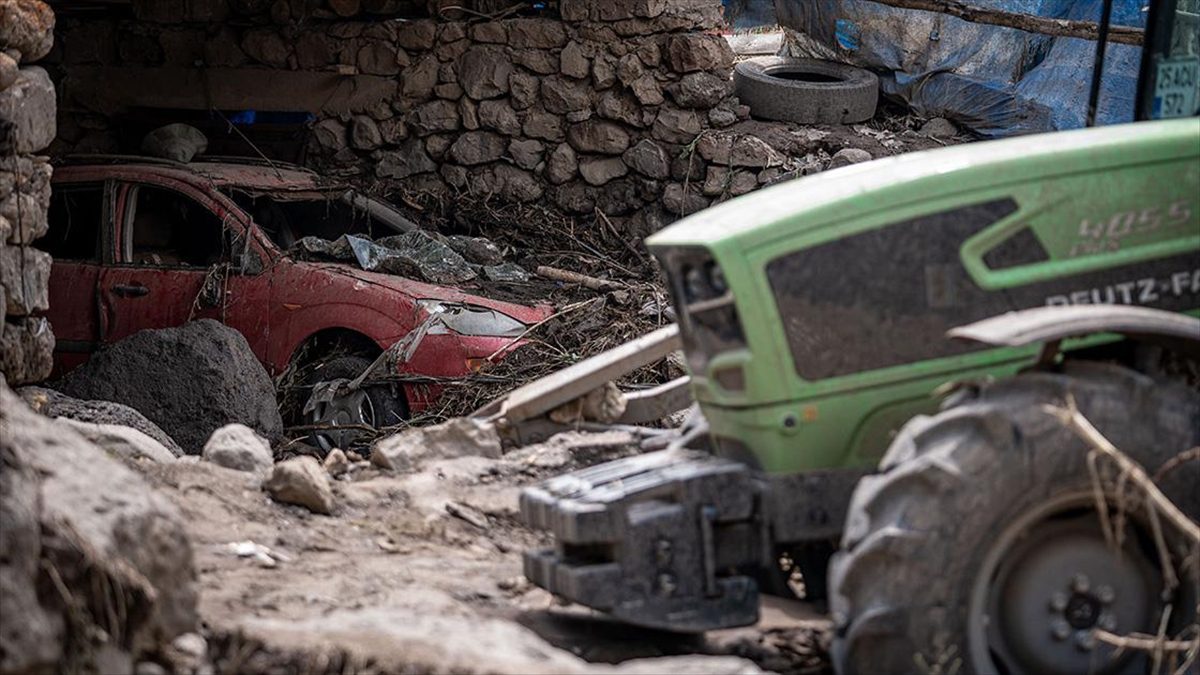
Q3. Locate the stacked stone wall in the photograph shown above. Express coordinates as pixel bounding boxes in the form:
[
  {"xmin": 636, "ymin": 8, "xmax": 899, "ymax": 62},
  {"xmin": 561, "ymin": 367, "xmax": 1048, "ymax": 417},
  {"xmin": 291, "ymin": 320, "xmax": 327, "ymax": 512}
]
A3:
[
  {"xmin": 1, "ymin": 0, "xmax": 56, "ymax": 385},
  {"xmin": 49, "ymin": 0, "xmax": 833, "ymax": 237}
]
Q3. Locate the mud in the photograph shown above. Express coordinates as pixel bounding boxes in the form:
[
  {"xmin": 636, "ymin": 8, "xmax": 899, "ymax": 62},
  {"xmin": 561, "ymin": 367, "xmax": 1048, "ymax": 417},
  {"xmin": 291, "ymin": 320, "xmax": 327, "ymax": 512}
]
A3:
[{"xmin": 130, "ymin": 429, "xmax": 831, "ymax": 674}]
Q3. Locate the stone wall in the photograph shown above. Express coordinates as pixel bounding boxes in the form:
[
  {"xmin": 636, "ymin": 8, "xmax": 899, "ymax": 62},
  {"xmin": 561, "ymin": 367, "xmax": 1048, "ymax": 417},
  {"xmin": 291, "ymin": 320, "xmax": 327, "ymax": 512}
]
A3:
[
  {"xmin": 48, "ymin": 0, "xmax": 830, "ymax": 237},
  {"xmin": 1, "ymin": 0, "xmax": 56, "ymax": 386}
]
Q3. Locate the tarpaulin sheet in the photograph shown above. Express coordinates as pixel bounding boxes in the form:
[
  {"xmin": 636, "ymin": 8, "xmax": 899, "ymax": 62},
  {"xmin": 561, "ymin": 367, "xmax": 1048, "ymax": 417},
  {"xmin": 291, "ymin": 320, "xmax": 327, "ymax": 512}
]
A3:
[{"xmin": 776, "ymin": 0, "xmax": 1148, "ymax": 136}]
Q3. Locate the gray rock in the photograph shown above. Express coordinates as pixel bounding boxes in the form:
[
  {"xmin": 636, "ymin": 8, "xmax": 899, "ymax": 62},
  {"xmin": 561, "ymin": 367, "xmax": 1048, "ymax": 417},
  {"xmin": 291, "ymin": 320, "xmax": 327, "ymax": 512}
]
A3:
[
  {"xmin": 395, "ymin": 20, "xmax": 436, "ymax": 51},
  {"xmin": 0, "ymin": 66, "xmax": 55, "ymax": 154},
  {"xmin": 522, "ymin": 112, "xmax": 564, "ymax": 142},
  {"xmin": 596, "ymin": 90, "xmax": 649, "ymax": 128},
  {"xmin": 920, "ymin": 117, "xmax": 958, "ymax": 139},
  {"xmin": 493, "ymin": 165, "xmax": 544, "ymax": 203},
  {"xmin": 507, "ymin": 18, "xmax": 568, "ymax": 49},
  {"xmin": 622, "ymin": 139, "xmax": 670, "ymax": 179},
  {"xmin": 668, "ymin": 71, "xmax": 733, "ymax": 109},
  {"xmin": 323, "ymin": 447, "xmax": 350, "ymax": 477},
  {"xmin": 478, "ymin": 99, "xmax": 521, "ymax": 136},
  {"xmin": 55, "ymin": 319, "xmax": 284, "ymax": 455},
  {"xmin": 0, "ymin": 382, "xmax": 198, "ymax": 673},
  {"xmin": 54, "ymin": 418, "xmax": 177, "ymax": 463},
  {"xmin": 0, "ymin": 244, "xmax": 50, "ymax": 316},
  {"xmin": 547, "ymin": 143, "xmax": 579, "ymax": 185},
  {"xmin": 399, "ymin": 55, "xmax": 439, "ymax": 100},
  {"xmin": 560, "ymin": 41, "xmax": 590, "ymax": 79},
  {"xmin": 263, "ymin": 456, "xmax": 334, "ymax": 514},
  {"xmin": 469, "ymin": 22, "xmax": 507, "ymax": 44},
  {"xmin": 311, "ymin": 119, "xmax": 346, "ymax": 152},
  {"xmin": 592, "ymin": 55, "xmax": 617, "ymax": 89},
  {"xmin": 666, "ymin": 34, "xmax": 733, "ymax": 73},
  {"xmin": 448, "ymin": 131, "xmax": 507, "ymax": 165},
  {"xmin": 202, "ymin": 423, "xmax": 273, "ymax": 473},
  {"xmin": 630, "ymin": 74, "xmax": 665, "ymax": 106},
  {"xmin": 702, "ymin": 166, "xmax": 758, "ymax": 197},
  {"xmin": 460, "ymin": 98, "xmax": 480, "ymax": 130},
  {"xmin": 458, "ymin": 47, "xmax": 512, "ymax": 100},
  {"xmin": 508, "ymin": 71, "xmax": 539, "ymax": 110},
  {"xmin": 0, "ymin": 317, "xmax": 52, "ymax": 386},
  {"xmin": 567, "ymin": 119, "xmax": 631, "ymax": 155},
  {"xmin": 0, "ymin": 0, "xmax": 54, "ymax": 62},
  {"xmin": 350, "ymin": 116, "xmax": 382, "ymax": 150},
  {"xmin": 663, "ymin": 182, "xmax": 709, "ymax": 216},
  {"xmin": 17, "ymin": 386, "xmax": 183, "ymax": 455},
  {"xmin": 377, "ymin": 139, "xmax": 436, "ymax": 179},
  {"xmin": 356, "ymin": 41, "xmax": 402, "ymax": 76},
  {"xmin": 653, "ymin": 107, "xmax": 703, "ymax": 144},
  {"xmin": 828, "ymin": 147, "xmax": 873, "ymax": 169},
  {"xmin": 579, "ymin": 157, "xmax": 629, "ymax": 186},
  {"xmin": 0, "ymin": 51, "xmax": 17, "ymax": 92},
  {"xmin": 542, "ymin": 75, "xmax": 592, "ymax": 114},
  {"xmin": 696, "ymin": 133, "xmax": 783, "ymax": 168},
  {"xmin": 370, "ymin": 417, "xmax": 501, "ymax": 472},
  {"xmin": 411, "ymin": 99, "xmax": 461, "ymax": 136},
  {"xmin": 512, "ymin": 48, "xmax": 558, "ymax": 75},
  {"xmin": 508, "ymin": 138, "xmax": 545, "ymax": 170}
]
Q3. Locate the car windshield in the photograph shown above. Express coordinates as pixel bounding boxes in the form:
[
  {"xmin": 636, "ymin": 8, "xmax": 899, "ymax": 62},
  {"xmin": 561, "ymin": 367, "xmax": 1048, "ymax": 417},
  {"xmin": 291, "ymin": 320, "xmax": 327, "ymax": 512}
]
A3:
[{"xmin": 229, "ymin": 189, "xmax": 415, "ymax": 249}]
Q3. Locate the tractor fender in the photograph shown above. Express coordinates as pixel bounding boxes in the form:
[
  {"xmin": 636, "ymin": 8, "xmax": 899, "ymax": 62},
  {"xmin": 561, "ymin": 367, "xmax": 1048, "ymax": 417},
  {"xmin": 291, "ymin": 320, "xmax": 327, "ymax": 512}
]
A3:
[{"xmin": 949, "ymin": 305, "xmax": 1200, "ymax": 354}]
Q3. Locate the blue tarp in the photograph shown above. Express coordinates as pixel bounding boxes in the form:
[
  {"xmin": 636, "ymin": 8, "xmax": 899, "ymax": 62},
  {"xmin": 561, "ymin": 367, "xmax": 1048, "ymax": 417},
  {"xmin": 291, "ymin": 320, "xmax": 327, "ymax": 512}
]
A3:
[{"xmin": 775, "ymin": 0, "xmax": 1149, "ymax": 137}]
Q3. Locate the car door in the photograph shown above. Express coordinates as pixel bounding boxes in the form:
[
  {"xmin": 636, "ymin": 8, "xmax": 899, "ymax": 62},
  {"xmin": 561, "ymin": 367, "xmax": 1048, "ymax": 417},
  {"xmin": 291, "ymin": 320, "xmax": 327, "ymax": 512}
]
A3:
[
  {"xmin": 101, "ymin": 176, "xmax": 270, "ymax": 357},
  {"xmin": 43, "ymin": 179, "xmax": 113, "ymax": 376}
]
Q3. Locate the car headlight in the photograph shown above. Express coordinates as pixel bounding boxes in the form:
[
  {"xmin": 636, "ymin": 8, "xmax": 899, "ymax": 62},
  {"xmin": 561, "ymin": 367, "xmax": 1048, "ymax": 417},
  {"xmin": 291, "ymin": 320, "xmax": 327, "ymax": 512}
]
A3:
[{"xmin": 417, "ymin": 300, "xmax": 527, "ymax": 338}]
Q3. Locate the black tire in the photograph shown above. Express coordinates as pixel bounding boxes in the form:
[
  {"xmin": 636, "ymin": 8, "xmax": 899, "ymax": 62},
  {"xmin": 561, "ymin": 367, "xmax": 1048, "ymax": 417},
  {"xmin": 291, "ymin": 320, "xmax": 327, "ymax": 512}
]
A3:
[
  {"xmin": 734, "ymin": 57, "xmax": 879, "ymax": 124},
  {"xmin": 830, "ymin": 362, "xmax": 1200, "ymax": 675},
  {"xmin": 304, "ymin": 355, "xmax": 408, "ymax": 452}
]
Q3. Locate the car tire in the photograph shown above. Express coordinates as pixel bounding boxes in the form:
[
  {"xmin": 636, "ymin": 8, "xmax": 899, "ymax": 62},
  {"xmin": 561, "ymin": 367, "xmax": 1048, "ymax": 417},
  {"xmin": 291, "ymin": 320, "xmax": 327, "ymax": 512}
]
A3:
[
  {"xmin": 829, "ymin": 362, "xmax": 1200, "ymax": 675},
  {"xmin": 304, "ymin": 354, "xmax": 408, "ymax": 453},
  {"xmin": 734, "ymin": 57, "xmax": 879, "ymax": 124}
]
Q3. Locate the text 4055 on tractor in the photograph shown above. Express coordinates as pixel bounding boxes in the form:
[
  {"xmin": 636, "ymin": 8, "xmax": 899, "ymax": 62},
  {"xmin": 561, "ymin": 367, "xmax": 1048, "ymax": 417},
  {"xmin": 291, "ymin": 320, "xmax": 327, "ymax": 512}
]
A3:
[{"xmin": 518, "ymin": 4, "xmax": 1200, "ymax": 674}]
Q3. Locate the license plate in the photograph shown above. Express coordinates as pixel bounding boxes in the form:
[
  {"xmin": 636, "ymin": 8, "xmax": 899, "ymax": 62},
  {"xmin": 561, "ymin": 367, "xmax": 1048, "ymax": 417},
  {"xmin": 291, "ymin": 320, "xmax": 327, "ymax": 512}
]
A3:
[{"xmin": 1154, "ymin": 57, "xmax": 1200, "ymax": 119}]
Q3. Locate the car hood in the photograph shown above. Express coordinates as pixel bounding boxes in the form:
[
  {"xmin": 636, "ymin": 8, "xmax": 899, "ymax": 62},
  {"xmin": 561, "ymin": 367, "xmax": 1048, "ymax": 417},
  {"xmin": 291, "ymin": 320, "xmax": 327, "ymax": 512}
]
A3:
[{"xmin": 313, "ymin": 261, "xmax": 553, "ymax": 324}]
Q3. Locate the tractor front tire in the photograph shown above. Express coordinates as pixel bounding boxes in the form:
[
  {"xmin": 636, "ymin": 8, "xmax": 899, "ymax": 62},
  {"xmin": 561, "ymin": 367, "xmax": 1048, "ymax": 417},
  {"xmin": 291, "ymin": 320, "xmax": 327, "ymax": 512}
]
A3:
[{"xmin": 830, "ymin": 362, "xmax": 1199, "ymax": 675}]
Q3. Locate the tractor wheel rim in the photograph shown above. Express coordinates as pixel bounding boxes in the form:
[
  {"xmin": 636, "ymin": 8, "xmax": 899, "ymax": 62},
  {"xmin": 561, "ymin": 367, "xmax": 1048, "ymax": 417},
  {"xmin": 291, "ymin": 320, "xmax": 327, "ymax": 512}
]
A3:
[{"xmin": 967, "ymin": 492, "xmax": 1163, "ymax": 675}]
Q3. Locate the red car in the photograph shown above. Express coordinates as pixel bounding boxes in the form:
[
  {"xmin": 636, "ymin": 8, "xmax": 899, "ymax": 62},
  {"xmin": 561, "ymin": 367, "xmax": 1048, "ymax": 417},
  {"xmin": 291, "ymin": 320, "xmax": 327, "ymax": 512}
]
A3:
[{"xmin": 42, "ymin": 156, "xmax": 549, "ymax": 446}]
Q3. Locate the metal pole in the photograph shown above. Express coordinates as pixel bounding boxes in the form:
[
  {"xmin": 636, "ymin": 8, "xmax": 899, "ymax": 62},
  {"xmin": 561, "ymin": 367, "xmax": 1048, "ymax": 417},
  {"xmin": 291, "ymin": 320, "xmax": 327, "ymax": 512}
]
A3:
[{"xmin": 1087, "ymin": 0, "xmax": 1117, "ymax": 126}]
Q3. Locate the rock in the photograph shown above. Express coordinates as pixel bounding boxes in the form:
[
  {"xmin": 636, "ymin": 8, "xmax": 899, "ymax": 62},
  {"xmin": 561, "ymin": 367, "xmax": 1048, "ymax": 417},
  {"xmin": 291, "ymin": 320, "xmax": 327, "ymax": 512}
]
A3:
[
  {"xmin": 264, "ymin": 456, "xmax": 333, "ymax": 514},
  {"xmin": 696, "ymin": 133, "xmax": 784, "ymax": 168},
  {"xmin": 377, "ymin": 138, "xmax": 436, "ymax": 179},
  {"xmin": 399, "ymin": 55, "xmax": 439, "ymax": 100},
  {"xmin": 595, "ymin": 90, "xmax": 649, "ymax": 128},
  {"xmin": 542, "ymin": 75, "xmax": 592, "ymax": 114},
  {"xmin": 0, "ymin": 66, "xmax": 55, "ymax": 154},
  {"xmin": 1, "ymin": 158, "xmax": 50, "ymax": 244},
  {"xmin": 615, "ymin": 54, "xmax": 644, "ymax": 86},
  {"xmin": 311, "ymin": 118, "xmax": 346, "ymax": 152},
  {"xmin": 0, "ymin": 317, "xmax": 52, "ymax": 385},
  {"xmin": 547, "ymin": 143, "xmax": 578, "ymax": 184},
  {"xmin": 0, "ymin": 51, "xmax": 16, "ymax": 91},
  {"xmin": 622, "ymin": 139, "xmax": 670, "ymax": 179},
  {"xmin": 666, "ymin": 34, "xmax": 733, "ymax": 73},
  {"xmin": 567, "ymin": 119, "xmax": 631, "ymax": 155},
  {"xmin": 240, "ymin": 28, "xmax": 289, "ymax": 68},
  {"xmin": 667, "ymin": 71, "xmax": 732, "ymax": 109},
  {"xmin": 920, "ymin": 117, "xmax": 958, "ymax": 139},
  {"xmin": 548, "ymin": 381, "xmax": 627, "ymax": 424},
  {"xmin": 446, "ymin": 235, "xmax": 504, "ymax": 265},
  {"xmin": 653, "ymin": 107, "xmax": 703, "ymax": 144},
  {"xmin": 828, "ymin": 147, "xmax": 873, "ymax": 169},
  {"xmin": 17, "ymin": 386, "xmax": 183, "ymax": 455},
  {"xmin": 349, "ymin": 115, "xmax": 381, "ymax": 150},
  {"xmin": 512, "ymin": 48, "xmax": 558, "ymax": 75},
  {"xmin": 0, "ymin": 382, "xmax": 198, "ymax": 673},
  {"xmin": 323, "ymin": 447, "xmax": 350, "ymax": 477},
  {"xmin": 708, "ymin": 102, "xmax": 740, "ymax": 128},
  {"xmin": 54, "ymin": 418, "xmax": 177, "ymax": 463},
  {"xmin": 434, "ymin": 82, "xmax": 463, "ymax": 100},
  {"xmin": 560, "ymin": 41, "xmax": 589, "ymax": 79},
  {"xmin": 522, "ymin": 112, "xmax": 564, "ymax": 142},
  {"xmin": 630, "ymin": 74, "xmax": 665, "ymax": 106},
  {"xmin": 553, "ymin": 182, "xmax": 597, "ymax": 214},
  {"xmin": 597, "ymin": 0, "xmax": 667, "ymax": 20},
  {"xmin": 411, "ymin": 99, "xmax": 460, "ymax": 136},
  {"xmin": 202, "ymin": 423, "xmax": 273, "ymax": 473},
  {"xmin": 0, "ymin": 0, "xmax": 55, "ymax": 62},
  {"xmin": 478, "ymin": 99, "xmax": 520, "ymax": 136},
  {"xmin": 356, "ymin": 42, "xmax": 402, "ymax": 76},
  {"xmin": 460, "ymin": 98, "xmax": 480, "ymax": 130},
  {"xmin": 469, "ymin": 22, "xmax": 507, "ymax": 44},
  {"xmin": 457, "ymin": 47, "xmax": 511, "ymax": 100},
  {"xmin": 507, "ymin": 18, "xmax": 567, "ymax": 49},
  {"xmin": 0, "ymin": 244, "xmax": 49, "ymax": 316},
  {"xmin": 54, "ymin": 319, "xmax": 284, "ymax": 455},
  {"xmin": 370, "ymin": 417, "xmax": 502, "ymax": 471},
  {"xmin": 493, "ymin": 164, "xmax": 544, "ymax": 202},
  {"xmin": 508, "ymin": 71, "xmax": 538, "ymax": 110},
  {"xmin": 508, "ymin": 138, "xmax": 545, "ymax": 170},
  {"xmin": 663, "ymin": 182, "xmax": 709, "ymax": 216},
  {"xmin": 396, "ymin": 20, "xmax": 436, "ymax": 51},
  {"xmin": 702, "ymin": 166, "xmax": 758, "ymax": 197},
  {"xmin": 592, "ymin": 55, "xmax": 616, "ymax": 89},
  {"xmin": 579, "ymin": 157, "xmax": 629, "ymax": 186},
  {"xmin": 448, "ymin": 131, "xmax": 507, "ymax": 165}
]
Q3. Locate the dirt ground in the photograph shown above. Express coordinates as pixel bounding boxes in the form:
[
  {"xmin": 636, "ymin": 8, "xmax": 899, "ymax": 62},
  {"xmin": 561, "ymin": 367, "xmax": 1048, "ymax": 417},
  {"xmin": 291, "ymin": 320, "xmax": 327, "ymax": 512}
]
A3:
[{"xmin": 133, "ymin": 429, "xmax": 831, "ymax": 674}]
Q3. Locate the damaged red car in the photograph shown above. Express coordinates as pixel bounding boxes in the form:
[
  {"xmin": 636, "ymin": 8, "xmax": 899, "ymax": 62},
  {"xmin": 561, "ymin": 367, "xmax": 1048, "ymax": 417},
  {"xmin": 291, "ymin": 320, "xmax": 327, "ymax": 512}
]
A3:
[{"xmin": 43, "ymin": 156, "xmax": 550, "ymax": 446}]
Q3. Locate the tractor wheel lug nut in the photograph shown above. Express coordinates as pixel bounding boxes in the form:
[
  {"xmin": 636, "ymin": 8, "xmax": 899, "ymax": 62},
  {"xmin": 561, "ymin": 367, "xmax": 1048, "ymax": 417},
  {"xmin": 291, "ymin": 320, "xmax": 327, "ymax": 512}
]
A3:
[
  {"xmin": 1100, "ymin": 613, "xmax": 1117, "ymax": 631},
  {"xmin": 1051, "ymin": 619, "xmax": 1071, "ymax": 641},
  {"xmin": 1049, "ymin": 591, "xmax": 1068, "ymax": 612},
  {"xmin": 1096, "ymin": 585, "xmax": 1115, "ymax": 604},
  {"xmin": 1071, "ymin": 574, "xmax": 1090, "ymax": 594},
  {"xmin": 1075, "ymin": 629, "xmax": 1096, "ymax": 651}
]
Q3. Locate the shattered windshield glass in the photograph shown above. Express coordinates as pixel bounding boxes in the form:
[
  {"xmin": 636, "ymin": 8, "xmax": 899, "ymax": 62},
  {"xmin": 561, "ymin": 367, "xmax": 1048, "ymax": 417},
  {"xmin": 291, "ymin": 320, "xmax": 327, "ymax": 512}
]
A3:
[{"xmin": 229, "ymin": 189, "xmax": 414, "ymax": 249}]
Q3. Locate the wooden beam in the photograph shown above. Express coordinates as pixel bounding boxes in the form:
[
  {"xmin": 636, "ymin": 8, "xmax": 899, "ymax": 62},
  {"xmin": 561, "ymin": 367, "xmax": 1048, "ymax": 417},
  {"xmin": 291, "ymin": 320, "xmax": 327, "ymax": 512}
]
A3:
[{"xmin": 863, "ymin": 0, "xmax": 1144, "ymax": 45}]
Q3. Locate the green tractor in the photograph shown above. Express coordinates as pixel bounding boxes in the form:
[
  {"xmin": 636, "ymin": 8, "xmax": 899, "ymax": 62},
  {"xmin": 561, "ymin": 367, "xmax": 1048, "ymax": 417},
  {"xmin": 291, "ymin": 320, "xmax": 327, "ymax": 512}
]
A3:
[{"xmin": 519, "ymin": 3, "xmax": 1200, "ymax": 674}]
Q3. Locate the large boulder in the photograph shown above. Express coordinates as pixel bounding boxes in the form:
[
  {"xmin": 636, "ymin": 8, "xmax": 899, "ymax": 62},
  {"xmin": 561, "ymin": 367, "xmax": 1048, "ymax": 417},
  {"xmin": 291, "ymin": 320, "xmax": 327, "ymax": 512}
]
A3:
[
  {"xmin": 54, "ymin": 319, "xmax": 283, "ymax": 455},
  {"xmin": 19, "ymin": 385, "xmax": 184, "ymax": 456},
  {"xmin": 0, "ymin": 380, "xmax": 198, "ymax": 673}
]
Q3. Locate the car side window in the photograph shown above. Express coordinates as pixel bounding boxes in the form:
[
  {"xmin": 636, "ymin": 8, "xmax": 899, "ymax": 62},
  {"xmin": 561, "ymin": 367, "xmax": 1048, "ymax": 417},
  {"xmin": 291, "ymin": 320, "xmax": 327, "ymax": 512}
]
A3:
[
  {"xmin": 44, "ymin": 182, "xmax": 104, "ymax": 261},
  {"xmin": 125, "ymin": 185, "xmax": 225, "ymax": 267}
]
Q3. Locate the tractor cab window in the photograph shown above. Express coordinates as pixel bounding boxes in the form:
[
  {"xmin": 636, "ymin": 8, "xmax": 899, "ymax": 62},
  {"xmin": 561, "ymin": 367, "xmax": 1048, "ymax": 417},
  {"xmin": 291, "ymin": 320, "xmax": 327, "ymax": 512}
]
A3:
[
  {"xmin": 45, "ymin": 182, "xmax": 104, "ymax": 262},
  {"xmin": 124, "ymin": 185, "xmax": 225, "ymax": 267},
  {"xmin": 1138, "ymin": 0, "xmax": 1200, "ymax": 119}
]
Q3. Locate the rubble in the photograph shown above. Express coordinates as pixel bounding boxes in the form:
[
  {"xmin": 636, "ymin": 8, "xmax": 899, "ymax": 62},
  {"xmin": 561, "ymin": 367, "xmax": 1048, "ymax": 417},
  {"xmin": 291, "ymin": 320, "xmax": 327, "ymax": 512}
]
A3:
[
  {"xmin": 828, "ymin": 147, "xmax": 874, "ymax": 169},
  {"xmin": 263, "ymin": 456, "xmax": 335, "ymax": 514},
  {"xmin": 54, "ymin": 319, "xmax": 284, "ymax": 454},
  {"xmin": 203, "ymin": 423, "xmax": 274, "ymax": 473},
  {"xmin": 322, "ymin": 447, "xmax": 350, "ymax": 477},
  {"xmin": 55, "ymin": 417, "xmax": 178, "ymax": 463},
  {"xmin": 0, "ymin": 381, "xmax": 198, "ymax": 672},
  {"xmin": 18, "ymin": 385, "xmax": 184, "ymax": 455},
  {"xmin": 371, "ymin": 417, "xmax": 502, "ymax": 471}
]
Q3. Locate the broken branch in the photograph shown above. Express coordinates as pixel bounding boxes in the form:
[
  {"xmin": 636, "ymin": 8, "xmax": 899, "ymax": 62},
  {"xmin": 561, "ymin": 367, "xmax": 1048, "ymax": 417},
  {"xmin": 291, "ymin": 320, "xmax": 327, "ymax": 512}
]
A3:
[
  {"xmin": 536, "ymin": 265, "xmax": 625, "ymax": 292},
  {"xmin": 1093, "ymin": 628, "xmax": 1200, "ymax": 653},
  {"xmin": 863, "ymin": 0, "xmax": 1145, "ymax": 45}
]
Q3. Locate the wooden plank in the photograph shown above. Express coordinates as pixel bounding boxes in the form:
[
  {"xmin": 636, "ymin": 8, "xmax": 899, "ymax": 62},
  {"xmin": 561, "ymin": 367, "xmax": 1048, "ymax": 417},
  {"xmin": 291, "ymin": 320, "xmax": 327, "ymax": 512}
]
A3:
[
  {"xmin": 864, "ymin": 0, "xmax": 1144, "ymax": 45},
  {"xmin": 499, "ymin": 324, "xmax": 681, "ymax": 423}
]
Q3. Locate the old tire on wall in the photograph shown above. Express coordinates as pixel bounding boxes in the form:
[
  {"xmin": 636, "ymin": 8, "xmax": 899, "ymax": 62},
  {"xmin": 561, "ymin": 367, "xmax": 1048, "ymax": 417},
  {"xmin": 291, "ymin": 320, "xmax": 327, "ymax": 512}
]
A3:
[
  {"xmin": 829, "ymin": 361, "xmax": 1200, "ymax": 675},
  {"xmin": 734, "ymin": 57, "xmax": 878, "ymax": 124}
]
